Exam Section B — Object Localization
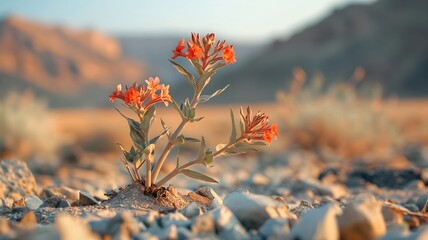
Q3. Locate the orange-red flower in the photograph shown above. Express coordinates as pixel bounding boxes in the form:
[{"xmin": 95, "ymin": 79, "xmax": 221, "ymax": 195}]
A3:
[
  {"xmin": 124, "ymin": 86, "xmax": 140, "ymax": 105},
  {"xmin": 222, "ymin": 45, "xmax": 236, "ymax": 64},
  {"xmin": 109, "ymin": 77, "xmax": 172, "ymax": 112},
  {"xmin": 186, "ymin": 41, "xmax": 203, "ymax": 59},
  {"xmin": 145, "ymin": 77, "xmax": 161, "ymax": 92},
  {"xmin": 109, "ymin": 84, "xmax": 124, "ymax": 102},
  {"xmin": 172, "ymin": 39, "xmax": 186, "ymax": 59},
  {"xmin": 240, "ymin": 106, "xmax": 278, "ymax": 143}
]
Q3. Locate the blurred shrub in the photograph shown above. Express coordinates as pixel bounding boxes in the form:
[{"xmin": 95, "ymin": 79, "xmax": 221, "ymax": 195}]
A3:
[
  {"xmin": 0, "ymin": 91, "xmax": 57, "ymax": 159},
  {"xmin": 277, "ymin": 67, "xmax": 428, "ymax": 161}
]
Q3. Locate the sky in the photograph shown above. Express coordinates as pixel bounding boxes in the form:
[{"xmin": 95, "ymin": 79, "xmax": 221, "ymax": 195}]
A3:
[{"xmin": 1, "ymin": 0, "xmax": 375, "ymax": 43}]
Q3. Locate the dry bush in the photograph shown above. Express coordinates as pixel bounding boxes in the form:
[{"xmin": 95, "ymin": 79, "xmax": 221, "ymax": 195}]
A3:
[
  {"xmin": 0, "ymin": 91, "xmax": 58, "ymax": 159},
  {"xmin": 277, "ymin": 68, "xmax": 428, "ymax": 162}
]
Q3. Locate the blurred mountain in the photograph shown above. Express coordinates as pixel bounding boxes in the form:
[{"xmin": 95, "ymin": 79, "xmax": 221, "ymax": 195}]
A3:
[
  {"xmin": 0, "ymin": 15, "xmax": 145, "ymax": 107},
  {"xmin": 199, "ymin": 0, "xmax": 428, "ymax": 103},
  {"xmin": 118, "ymin": 35, "xmax": 264, "ymax": 86}
]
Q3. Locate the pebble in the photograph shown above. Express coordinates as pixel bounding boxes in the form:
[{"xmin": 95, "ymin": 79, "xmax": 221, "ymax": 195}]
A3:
[
  {"xmin": 0, "ymin": 160, "xmax": 38, "ymax": 200},
  {"xmin": 197, "ymin": 186, "xmax": 223, "ymax": 207},
  {"xmin": 290, "ymin": 203, "xmax": 342, "ymax": 240},
  {"xmin": 180, "ymin": 202, "xmax": 202, "ymax": 219},
  {"xmin": 259, "ymin": 218, "xmax": 290, "ymax": 239},
  {"xmin": 224, "ymin": 191, "xmax": 290, "ymax": 229},
  {"xmin": 79, "ymin": 191, "xmax": 99, "ymax": 206},
  {"xmin": 24, "ymin": 195, "xmax": 43, "ymax": 210},
  {"xmin": 161, "ymin": 212, "xmax": 191, "ymax": 228},
  {"xmin": 338, "ymin": 194, "xmax": 386, "ymax": 239}
]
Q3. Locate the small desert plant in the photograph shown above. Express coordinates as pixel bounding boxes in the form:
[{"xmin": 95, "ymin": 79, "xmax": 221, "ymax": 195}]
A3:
[
  {"xmin": 277, "ymin": 67, "xmax": 426, "ymax": 160},
  {"xmin": 0, "ymin": 91, "xmax": 57, "ymax": 159},
  {"xmin": 110, "ymin": 33, "xmax": 278, "ymax": 191}
]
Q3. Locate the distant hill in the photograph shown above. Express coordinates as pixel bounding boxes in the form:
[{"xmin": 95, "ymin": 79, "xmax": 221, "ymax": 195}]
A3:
[
  {"xmin": 118, "ymin": 35, "xmax": 264, "ymax": 87},
  {"xmin": 200, "ymin": 0, "xmax": 428, "ymax": 103},
  {"xmin": 0, "ymin": 15, "xmax": 145, "ymax": 107}
]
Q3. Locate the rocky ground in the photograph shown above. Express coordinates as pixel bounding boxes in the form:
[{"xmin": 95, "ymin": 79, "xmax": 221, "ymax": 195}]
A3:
[{"xmin": 1, "ymin": 145, "xmax": 428, "ymax": 239}]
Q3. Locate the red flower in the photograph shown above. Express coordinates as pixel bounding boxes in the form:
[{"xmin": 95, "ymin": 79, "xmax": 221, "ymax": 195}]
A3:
[
  {"xmin": 186, "ymin": 41, "xmax": 203, "ymax": 59},
  {"xmin": 145, "ymin": 77, "xmax": 161, "ymax": 92},
  {"xmin": 222, "ymin": 45, "xmax": 236, "ymax": 64},
  {"xmin": 109, "ymin": 84, "xmax": 124, "ymax": 102},
  {"xmin": 124, "ymin": 86, "xmax": 140, "ymax": 105},
  {"xmin": 240, "ymin": 106, "xmax": 278, "ymax": 143},
  {"xmin": 172, "ymin": 39, "xmax": 186, "ymax": 59}
]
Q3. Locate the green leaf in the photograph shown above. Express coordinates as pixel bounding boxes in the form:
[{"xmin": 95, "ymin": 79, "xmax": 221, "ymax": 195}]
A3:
[
  {"xmin": 229, "ymin": 108, "xmax": 236, "ymax": 143},
  {"xmin": 239, "ymin": 120, "xmax": 245, "ymax": 136},
  {"xmin": 149, "ymin": 129, "xmax": 169, "ymax": 145},
  {"xmin": 176, "ymin": 157, "xmax": 180, "ymax": 169},
  {"xmin": 203, "ymin": 150, "xmax": 214, "ymax": 166},
  {"xmin": 197, "ymin": 137, "xmax": 206, "ymax": 160},
  {"xmin": 198, "ymin": 85, "xmax": 230, "ymax": 103},
  {"xmin": 116, "ymin": 142, "xmax": 130, "ymax": 162},
  {"xmin": 141, "ymin": 107, "xmax": 156, "ymax": 136},
  {"xmin": 184, "ymin": 137, "xmax": 201, "ymax": 142},
  {"xmin": 115, "ymin": 108, "xmax": 146, "ymax": 148},
  {"xmin": 171, "ymin": 98, "xmax": 186, "ymax": 120},
  {"xmin": 169, "ymin": 60, "xmax": 195, "ymax": 88},
  {"xmin": 196, "ymin": 70, "xmax": 216, "ymax": 91},
  {"xmin": 189, "ymin": 117, "xmax": 204, "ymax": 122},
  {"xmin": 190, "ymin": 59, "xmax": 203, "ymax": 76},
  {"xmin": 180, "ymin": 169, "xmax": 218, "ymax": 183}
]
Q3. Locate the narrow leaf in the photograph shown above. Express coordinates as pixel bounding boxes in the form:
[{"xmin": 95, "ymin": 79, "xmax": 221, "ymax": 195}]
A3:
[
  {"xmin": 199, "ymin": 85, "xmax": 230, "ymax": 103},
  {"xmin": 189, "ymin": 117, "xmax": 204, "ymax": 122},
  {"xmin": 169, "ymin": 60, "xmax": 195, "ymax": 88},
  {"xmin": 229, "ymin": 108, "xmax": 236, "ymax": 143},
  {"xmin": 197, "ymin": 137, "xmax": 206, "ymax": 160},
  {"xmin": 116, "ymin": 142, "xmax": 130, "ymax": 162},
  {"xmin": 172, "ymin": 98, "xmax": 186, "ymax": 120},
  {"xmin": 176, "ymin": 157, "xmax": 180, "ymax": 169},
  {"xmin": 180, "ymin": 169, "xmax": 218, "ymax": 183},
  {"xmin": 149, "ymin": 129, "xmax": 169, "ymax": 145}
]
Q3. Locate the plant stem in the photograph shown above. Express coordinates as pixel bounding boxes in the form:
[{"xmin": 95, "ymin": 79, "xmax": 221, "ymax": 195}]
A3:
[
  {"xmin": 155, "ymin": 138, "xmax": 243, "ymax": 186},
  {"xmin": 146, "ymin": 160, "xmax": 151, "ymax": 188},
  {"xmin": 156, "ymin": 158, "xmax": 202, "ymax": 187},
  {"xmin": 151, "ymin": 91, "xmax": 201, "ymax": 184}
]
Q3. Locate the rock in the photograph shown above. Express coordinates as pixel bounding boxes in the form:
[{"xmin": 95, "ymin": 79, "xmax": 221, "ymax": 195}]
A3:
[
  {"xmin": 207, "ymin": 206, "xmax": 248, "ymax": 237},
  {"xmin": 57, "ymin": 200, "xmax": 71, "ymax": 208},
  {"xmin": 0, "ymin": 160, "xmax": 38, "ymax": 200},
  {"xmin": 56, "ymin": 214, "xmax": 100, "ymax": 240},
  {"xmin": 188, "ymin": 192, "xmax": 211, "ymax": 205},
  {"xmin": 248, "ymin": 173, "xmax": 270, "ymax": 186},
  {"xmin": 290, "ymin": 203, "xmax": 342, "ymax": 240},
  {"xmin": 79, "ymin": 191, "xmax": 99, "ymax": 206},
  {"xmin": 197, "ymin": 186, "xmax": 223, "ymax": 207},
  {"xmin": 292, "ymin": 179, "xmax": 347, "ymax": 199},
  {"xmin": 402, "ymin": 203, "xmax": 419, "ymax": 213},
  {"xmin": 224, "ymin": 191, "xmax": 291, "ymax": 229},
  {"xmin": 40, "ymin": 186, "xmax": 80, "ymax": 203},
  {"xmin": 138, "ymin": 211, "xmax": 160, "ymax": 228},
  {"xmin": 219, "ymin": 225, "xmax": 250, "ymax": 240},
  {"xmin": 40, "ymin": 195, "xmax": 64, "ymax": 208},
  {"xmin": 177, "ymin": 227, "xmax": 195, "ymax": 239},
  {"xmin": 290, "ymin": 200, "xmax": 314, "ymax": 217},
  {"xmin": 259, "ymin": 218, "xmax": 290, "ymax": 239},
  {"xmin": 19, "ymin": 210, "xmax": 38, "ymax": 226},
  {"xmin": 192, "ymin": 214, "xmax": 215, "ymax": 234},
  {"xmin": 338, "ymin": 194, "xmax": 386, "ymax": 240},
  {"xmin": 180, "ymin": 202, "xmax": 202, "ymax": 219},
  {"xmin": 158, "ymin": 224, "xmax": 178, "ymax": 240},
  {"xmin": 89, "ymin": 211, "xmax": 142, "ymax": 237},
  {"xmin": 24, "ymin": 195, "xmax": 43, "ymax": 210},
  {"xmin": 416, "ymin": 194, "xmax": 428, "ymax": 212},
  {"xmin": 382, "ymin": 206, "xmax": 404, "ymax": 226},
  {"xmin": 161, "ymin": 212, "xmax": 191, "ymax": 228}
]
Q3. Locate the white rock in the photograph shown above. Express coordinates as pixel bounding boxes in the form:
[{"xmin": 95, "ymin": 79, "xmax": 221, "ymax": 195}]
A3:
[
  {"xmin": 197, "ymin": 186, "xmax": 223, "ymax": 207},
  {"xmin": 56, "ymin": 214, "xmax": 100, "ymax": 240},
  {"xmin": 290, "ymin": 203, "xmax": 342, "ymax": 240},
  {"xmin": 24, "ymin": 195, "xmax": 43, "ymax": 210},
  {"xmin": 0, "ymin": 160, "xmax": 37, "ymax": 200},
  {"xmin": 259, "ymin": 218, "xmax": 290, "ymax": 239},
  {"xmin": 338, "ymin": 194, "xmax": 386, "ymax": 239},
  {"xmin": 161, "ymin": 212, "xmax": 190, "ymax": 228},
  {"xmin": 224, "ymin": 191, "xmax": 290, "ymax": 229},
  {"xmin": 207, "ymin": 206, "xmax": 247, "ymax": 237},
  {"xmin": 180, "ymin": 202, "xmax": 202, "ymax": 219}
]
